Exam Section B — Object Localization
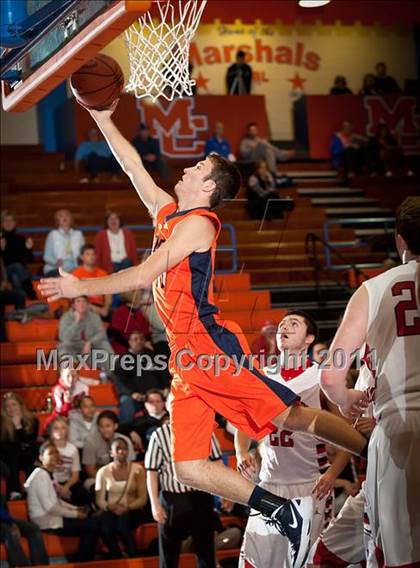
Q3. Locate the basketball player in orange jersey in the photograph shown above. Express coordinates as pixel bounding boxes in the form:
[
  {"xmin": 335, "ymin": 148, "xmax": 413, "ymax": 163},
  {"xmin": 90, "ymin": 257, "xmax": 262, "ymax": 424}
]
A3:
[
  {"xmin": 320, "ymin": 197, "xmax": 420, "ymax": 567},
  {"xmin": 40, "ymin": 101, "xmax": 368, "ymax": 568}
]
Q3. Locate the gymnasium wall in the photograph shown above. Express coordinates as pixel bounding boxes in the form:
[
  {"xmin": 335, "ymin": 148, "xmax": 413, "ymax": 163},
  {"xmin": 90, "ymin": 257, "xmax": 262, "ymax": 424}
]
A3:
[
  {"xmin": 0, "ymin": 106, "xmax": 39, "ymax": 145},
  {"xmin": 102, "ymin": 22, "xmax": 416, "ymax": 141}
]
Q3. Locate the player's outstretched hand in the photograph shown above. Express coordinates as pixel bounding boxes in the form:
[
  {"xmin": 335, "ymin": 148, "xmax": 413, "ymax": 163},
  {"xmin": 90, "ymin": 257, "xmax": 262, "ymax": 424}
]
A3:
[
  {"xmin": 339, "ymin": 389, "xmax": 369, "ymax": 419},
  {"xmin": 39, "ymin": 268, "xmax": 82, "ymax": 301},
  {"xmin": 236, "ymin": 452, "xmax": 256, "ymax": 481}
]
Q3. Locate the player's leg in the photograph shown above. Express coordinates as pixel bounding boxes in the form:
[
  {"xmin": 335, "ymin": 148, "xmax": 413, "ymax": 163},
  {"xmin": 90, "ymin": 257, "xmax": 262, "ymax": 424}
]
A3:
[
  {"xmin": 273, "ymin": 404, "xmax": 367, "ymax": 455},
  {"xmin": 310, "ymin": 486, "xmax": 366, "ymax": 567},
  {"xmin": 170, "ymin": 383, "xmax": 312, "ymax": 568}
]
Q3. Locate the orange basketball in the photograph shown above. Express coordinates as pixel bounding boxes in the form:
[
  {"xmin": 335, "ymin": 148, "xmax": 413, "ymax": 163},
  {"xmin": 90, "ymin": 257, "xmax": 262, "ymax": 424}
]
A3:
[{"xmin": 70, "ymin": 54, "xmax": 124, "ymax": 110}]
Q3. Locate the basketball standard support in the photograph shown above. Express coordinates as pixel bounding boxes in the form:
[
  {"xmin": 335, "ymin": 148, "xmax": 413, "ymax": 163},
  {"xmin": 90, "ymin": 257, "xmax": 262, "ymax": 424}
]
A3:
[{"xmin": 1, "ymin": 0, "xmax": 151, "ymax": 112}]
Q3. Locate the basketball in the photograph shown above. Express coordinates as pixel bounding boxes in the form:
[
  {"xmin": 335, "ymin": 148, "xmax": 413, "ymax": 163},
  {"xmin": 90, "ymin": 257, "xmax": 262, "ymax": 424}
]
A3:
[{"xmin": 69, "ymin": 54, "xmax": 124, "ymax": 110}]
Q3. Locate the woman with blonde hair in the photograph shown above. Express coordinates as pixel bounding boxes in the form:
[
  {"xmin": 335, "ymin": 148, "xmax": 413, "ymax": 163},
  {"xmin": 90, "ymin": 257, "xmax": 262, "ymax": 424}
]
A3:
[
  {"xmin": 96, "ymin": 437, "xmax": 147, "ymax": 557},
  {"xmin": 47, "ymin": 415, "xmax": 89, "ymax": 506},
  {"xmin": 43, "ymin": 209, "xmax": 84, "ymax": 276},
  {"xmin": 0, "ymin": 392, "xmax": 39, "ymax": 499}
]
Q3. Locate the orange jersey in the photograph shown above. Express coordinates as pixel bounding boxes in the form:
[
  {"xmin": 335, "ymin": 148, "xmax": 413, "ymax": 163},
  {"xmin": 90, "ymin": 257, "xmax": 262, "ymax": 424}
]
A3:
[
  {"xmin": 152, "ymin": 202, "xmax": 221, "ymax": 347},
  {"xmin": 72, "ymin": 266, "xmax": 108, "ymax": 306}
]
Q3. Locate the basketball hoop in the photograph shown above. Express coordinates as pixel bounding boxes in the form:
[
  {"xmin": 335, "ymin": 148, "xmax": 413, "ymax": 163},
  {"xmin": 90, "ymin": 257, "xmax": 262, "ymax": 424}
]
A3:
[{"xmin": 124, "ymin": 0, "xmax": 207, "ymax": 102}]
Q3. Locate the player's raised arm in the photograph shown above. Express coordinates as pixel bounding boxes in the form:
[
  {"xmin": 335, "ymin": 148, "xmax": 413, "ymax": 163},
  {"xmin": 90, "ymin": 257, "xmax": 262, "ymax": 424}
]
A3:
[
  {"xmin": 39, "ymin": 215, "xmax": 215, "ymax": 301},
  {"xmin": 86, "ymin": 101, "xmax": 174, "ymax": 218},
  {"xmin": 320, "ymin": 285, "xmax": 369, "ymax": 416}
]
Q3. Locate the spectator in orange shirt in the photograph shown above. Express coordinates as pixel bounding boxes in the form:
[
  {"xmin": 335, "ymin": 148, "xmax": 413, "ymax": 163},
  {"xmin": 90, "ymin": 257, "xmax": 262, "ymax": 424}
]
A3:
[{"xmin": 73, "ymin": 245, "xmax": 112, "ymax": 319}]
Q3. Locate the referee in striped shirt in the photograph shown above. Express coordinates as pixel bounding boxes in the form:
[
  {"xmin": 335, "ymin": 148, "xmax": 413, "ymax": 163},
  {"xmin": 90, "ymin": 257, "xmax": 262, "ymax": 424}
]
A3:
[{"xmin": 145, "ymin": 421, "xmax": 222, "ymax": 567}]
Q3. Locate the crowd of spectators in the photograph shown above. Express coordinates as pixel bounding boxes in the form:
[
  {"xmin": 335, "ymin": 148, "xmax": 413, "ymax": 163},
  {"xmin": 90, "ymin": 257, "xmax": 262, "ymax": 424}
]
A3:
[
  {"xmin": 330, "ymin": 119, "xmax": 411, "ymax": 179},
  {"xmin": 330, "ymin": 62, "xmax": 402, "ymax": 96}
]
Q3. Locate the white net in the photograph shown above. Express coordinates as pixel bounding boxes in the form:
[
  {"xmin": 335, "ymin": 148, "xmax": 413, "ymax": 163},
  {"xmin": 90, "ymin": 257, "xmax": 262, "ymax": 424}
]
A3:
[{"xmin": 124, "ymin": 0, "xmax": 207, "ymax": 102}]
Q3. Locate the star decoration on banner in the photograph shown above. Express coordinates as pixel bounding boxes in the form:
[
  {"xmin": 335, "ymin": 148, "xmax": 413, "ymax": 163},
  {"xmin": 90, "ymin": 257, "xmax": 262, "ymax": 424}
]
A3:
[
  {"xmin": 194, "ymin": 72, "xmax": 210, "ymax": 91},
  {"xmin": 288, "ymin": 72, "xmax": 307, "ymax": 90}
]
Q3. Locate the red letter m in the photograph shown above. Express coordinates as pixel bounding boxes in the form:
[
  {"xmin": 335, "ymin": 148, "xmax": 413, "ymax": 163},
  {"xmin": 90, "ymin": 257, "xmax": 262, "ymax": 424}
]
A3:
[{"xmin": 364, "ymin": 96, "xmax": 419, "ymax": 149}]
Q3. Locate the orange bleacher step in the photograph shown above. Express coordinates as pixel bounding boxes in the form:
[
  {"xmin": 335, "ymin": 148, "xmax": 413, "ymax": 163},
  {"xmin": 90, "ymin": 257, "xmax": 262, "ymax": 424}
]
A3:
[
  {"xmin": 214, "ymin": 273, "xmax": 251, "ymax": 292},
  {"xmin": 214, "ymin": 290, "xmax": 270, "ymax": 311},
  {"xmin": 6, "ymin": 319, "xmax": 58, "ymax": 342},
  {"xmin": 219, "ymin": 308, "xmax": 286, "ymax": 334},
  {"xmin": 5, "ymin": 501, "xmax": 241, "ymax": 565},
  {"xmin": 0, "ymin": 341, "xmax": 56, "ymax": 364}
]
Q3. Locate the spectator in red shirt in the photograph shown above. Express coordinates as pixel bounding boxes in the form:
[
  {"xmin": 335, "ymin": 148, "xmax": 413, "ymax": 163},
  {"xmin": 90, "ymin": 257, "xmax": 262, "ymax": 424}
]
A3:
[
  {"xmin": 251, "ymin": 319, "xmax": 280, "ymax": 367},
  {"xmin": 73, "ymin": 244, "xmax": 111, "ymax": 319},
  {"xmin": 109, "ymin": 290, "xmax": 151, "ymax": 356},
  {"xmin": 94, "ymin": 211, "xmax": 137, "ymax": 273}
]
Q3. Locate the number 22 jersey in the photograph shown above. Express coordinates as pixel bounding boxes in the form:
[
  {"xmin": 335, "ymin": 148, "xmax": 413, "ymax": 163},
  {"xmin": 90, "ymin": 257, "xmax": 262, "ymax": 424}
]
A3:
[{"xmin": 259, "ymin": 363, "xmax": 328, "ymax": 486}]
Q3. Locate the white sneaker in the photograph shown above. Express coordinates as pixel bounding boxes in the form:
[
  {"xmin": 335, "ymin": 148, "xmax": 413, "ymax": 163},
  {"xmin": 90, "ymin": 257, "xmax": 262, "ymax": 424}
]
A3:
[
  {"xmin": 10, "ymin": 492, "xmax": 23, "ymax": 500},
  {"xmin": 266, "ymin": 497, "xmax": 313, "ymax": 568}
]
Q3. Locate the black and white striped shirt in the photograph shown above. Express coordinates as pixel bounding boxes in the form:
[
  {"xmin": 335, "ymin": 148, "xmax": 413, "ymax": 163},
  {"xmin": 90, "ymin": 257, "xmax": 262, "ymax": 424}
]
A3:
[{"xmin": 145, "ymin": 423, "xmax": 222, "ymax": 493}]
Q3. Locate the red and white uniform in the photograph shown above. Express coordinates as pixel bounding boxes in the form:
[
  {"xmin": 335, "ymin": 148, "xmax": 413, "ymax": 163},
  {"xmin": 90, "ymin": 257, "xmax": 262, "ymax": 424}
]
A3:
[
  {"xmin": 240, "ymin": 363, "xmax": 334, "ymax": 568},
  {"xmin": 363, "ymin": 260, "xmax": 420, "ymax": 567},
  {"xmin": 311, "ymin": 363, "xmax": 376, "ymax": 568}
]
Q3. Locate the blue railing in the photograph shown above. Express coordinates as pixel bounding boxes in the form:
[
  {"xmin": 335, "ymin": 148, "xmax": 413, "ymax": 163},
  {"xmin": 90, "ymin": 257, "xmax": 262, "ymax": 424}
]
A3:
[
  {"xmin": 19, "ymin": 223, "xmax": 238, "ymax": 276},
  {"xmin": 323, "ymin": 217, "xmax": 395, "ymax": 270}
]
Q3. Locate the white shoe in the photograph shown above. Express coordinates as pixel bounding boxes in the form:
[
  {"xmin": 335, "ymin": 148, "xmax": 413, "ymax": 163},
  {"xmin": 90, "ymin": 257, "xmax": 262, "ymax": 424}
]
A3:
[{"xmin": 267, "ymin": 497, "xmax": 313, "ymax": 568}]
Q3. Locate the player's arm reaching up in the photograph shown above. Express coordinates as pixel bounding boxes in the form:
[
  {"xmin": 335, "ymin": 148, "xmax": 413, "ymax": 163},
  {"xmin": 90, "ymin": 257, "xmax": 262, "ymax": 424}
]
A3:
[
  {"xmin": 39, "ymin": 215, "xmax": 215, "ymax": 301},
  {"xmin": 86, "ymin": 101, "xmax": 174, "ymax": 218},
  {"xmin": 321, "ymin": 285, "xmax": 369, "ymax": 417}
]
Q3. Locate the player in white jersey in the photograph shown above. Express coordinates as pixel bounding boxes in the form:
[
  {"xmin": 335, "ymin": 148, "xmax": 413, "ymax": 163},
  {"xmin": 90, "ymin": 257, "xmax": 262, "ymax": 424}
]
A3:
[
  {"xmin": 236, "ymin": 311, "xmax": 352, "ymax": 568},
  {"xmin": 321, "ymin": 197, "xmax": 420, "ymax": 567},
  {"xmin": 311, "ymin": 360, "xmax": 376, "ymax": 567}
]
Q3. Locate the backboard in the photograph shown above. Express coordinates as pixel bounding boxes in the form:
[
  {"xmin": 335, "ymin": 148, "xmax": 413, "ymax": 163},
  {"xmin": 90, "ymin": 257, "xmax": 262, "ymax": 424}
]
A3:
[{"xmin": 0, "ymin": 0, "xmax": 151, "ymax": 112}]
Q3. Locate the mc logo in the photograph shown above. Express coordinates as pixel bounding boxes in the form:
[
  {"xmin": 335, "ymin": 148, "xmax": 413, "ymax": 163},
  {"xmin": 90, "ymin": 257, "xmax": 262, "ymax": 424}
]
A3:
[
  {"xmin": 364, "ymin": 96, "xmax": 419, "ymax": 149},
  {"xmin": 137, "ymin": 98, "xmax": 208, "ymax": 158}
]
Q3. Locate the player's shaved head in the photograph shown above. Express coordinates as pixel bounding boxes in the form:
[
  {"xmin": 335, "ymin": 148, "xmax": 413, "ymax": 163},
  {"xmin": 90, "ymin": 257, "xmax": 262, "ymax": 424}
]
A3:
[{"xmin": 396, "ymin": 197, "xmax": 420, "ymax": 255}]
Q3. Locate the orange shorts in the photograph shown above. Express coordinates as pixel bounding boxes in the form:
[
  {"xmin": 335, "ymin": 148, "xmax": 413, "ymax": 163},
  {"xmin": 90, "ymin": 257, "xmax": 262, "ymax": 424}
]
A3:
[{"xmin": 168, "ymin": 317, "xmax": 299, "ymax": 462}]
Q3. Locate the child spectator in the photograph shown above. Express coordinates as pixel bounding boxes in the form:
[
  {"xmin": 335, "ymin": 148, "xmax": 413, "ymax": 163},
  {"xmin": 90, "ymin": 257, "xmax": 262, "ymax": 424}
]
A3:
[
  {"xmin": 0, "ymin": 210, "xmax": 35, "ymax": 299},
  {"xmin": 329, "ymin": 75, "xmax": 352, "ymax": 95},
  {"xmin": 94, "ymin": 211, "xmax": 137, "ymax": 273},
  {"xmin": 114, "ymin": 330, "xmax": 163, "ymax": 425},
  {"xmin": 52, "ymin": 367, "xmax": 98, "ymax": 418},
  {"xmin": 330, "ymin": 120, "xmax": 368, "ymax": 177},
  {"xmin": 109, "ymin": 290, "xmax": 151, "ymax": 355},
  {"xmin": 47, "ymin": 416, "xmax": 88, "ymax": 506},
  {"xmin": 0, "ymin": 392, "xmax": 39, "ymax": 499},
  {"xmin": 69, "ymin": 395, "xmax": 99, "ymax": 450},
  {"xmin": 24, "ymin": 442, "xmax": 104, "ymax": 562},
  {"xmin": 82, "ymin": 410, "xmax": 136, "ymax": 489},
  {"xmin": 43, "ymin": 209, "xmax": 84, "ymax": 277},
  {"xmin": 72, "ymin": 244, "xmax": 111, "ymax": 319},
  {"xmin": 57, "ymin": 296, "xmax": 114, "ymax": 372},
  {"xmin": 96, "ymin": 438, "xmax": 147, "ymax": 557},
  {"xmin": 359, "ymin": 73, "xmax": 378, "ymax": 96}
]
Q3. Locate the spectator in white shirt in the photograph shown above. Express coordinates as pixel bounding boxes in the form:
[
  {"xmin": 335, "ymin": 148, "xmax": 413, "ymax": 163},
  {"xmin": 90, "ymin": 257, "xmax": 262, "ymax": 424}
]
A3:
[
  {"xmin": 69, "ymin": 395, "xmax": 99, "ymax": 450},
  {"xmin": 43, "ymin": 209, "xmax": 84, "ymax": 277},
  {"xmin": 24, "ymin": 442, "xmax": 102, "ymax": 561},
  {"xmin": 47, "ymin": 416, "xmax": 89, "ymax": 506}
]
